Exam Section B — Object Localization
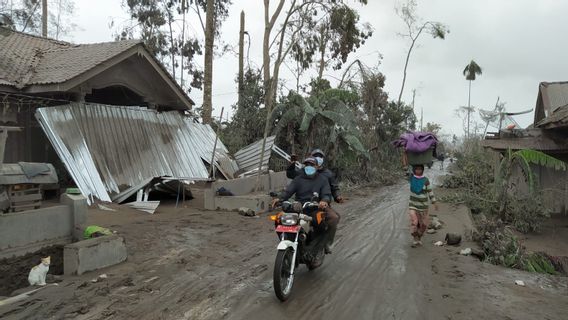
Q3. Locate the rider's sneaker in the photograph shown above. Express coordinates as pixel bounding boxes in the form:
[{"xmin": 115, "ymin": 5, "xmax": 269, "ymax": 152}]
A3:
[{"xmin": 324, "ymin": 244, "xmax": 333, "ymax": 254}]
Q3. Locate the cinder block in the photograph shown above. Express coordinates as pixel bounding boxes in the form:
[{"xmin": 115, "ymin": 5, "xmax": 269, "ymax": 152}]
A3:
[
  {"xmin": 60, "ymin": 193, "xmax": 88, "ymax": 240},
  {"xmin": 64, "ymin": 235, "xmax": 127, "ymax": 275}
]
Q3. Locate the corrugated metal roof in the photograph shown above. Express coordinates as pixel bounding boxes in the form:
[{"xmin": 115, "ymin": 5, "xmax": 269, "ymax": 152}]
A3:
[
  {"xmin": 234, "ymin": 136, "xmax": 276, "ymax": 174},
  {"xmin": 542, "ymin": 82, "xmax": 568, "ymax": 114},
  {"xmin": 482, "ymin": 128, "xmax": 568, "ymax": 151},
  {"xmin": 36, "ymin": 103, "xmax": 231, "ymax": 202},
  {"xmin": 537, "ymin": 104, "xmax": 568, "ymax": 129},
  {"xmin": 185, "ymin": 121, "xmax": 239, "ymax": 178}
]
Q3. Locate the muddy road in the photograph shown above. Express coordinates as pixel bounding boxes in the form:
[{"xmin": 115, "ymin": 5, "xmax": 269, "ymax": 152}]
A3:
[
  {"xmin": 227, "ymin": 183, "xmax": 424, "ymax": 319},
  {"xmin": 2, "ymin": 166, "xmax": 568, "ymax": 319}
]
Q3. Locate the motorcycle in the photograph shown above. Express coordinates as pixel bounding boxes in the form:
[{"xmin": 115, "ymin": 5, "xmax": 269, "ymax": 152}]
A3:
[{"xmin": 269, "ymin": 195, "xmax": 328, "ymax": 302}]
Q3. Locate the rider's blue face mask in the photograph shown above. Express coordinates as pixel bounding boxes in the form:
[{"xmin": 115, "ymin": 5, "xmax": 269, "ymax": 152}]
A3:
[
  {"xmin": 304, "ymin": 165, "xmax": 317, "ymax": 176},
  {"xmin": 315, "ymin": 157, "xmax": 324, "ymax": 166}
]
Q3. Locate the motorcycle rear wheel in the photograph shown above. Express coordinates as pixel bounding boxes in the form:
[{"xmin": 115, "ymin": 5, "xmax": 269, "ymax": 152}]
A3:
[{"xmin": 273, "ymin": 248, "xmax": 294, "ymax": 301}]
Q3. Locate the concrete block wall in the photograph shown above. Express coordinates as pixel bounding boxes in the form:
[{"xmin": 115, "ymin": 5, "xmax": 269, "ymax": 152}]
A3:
[
  {"xmin": 211, "ymin": 171, "xmax": 289, "ymax": 196},
  {"xmin": 214, "ymin": 195, "xmax": 272, "ymax": 212},
  {"xmin": 0, "ymin": 194, "xmax": 87, "ymax": 259},
  {"xmin": 64, "ymin": 235, "xmax": 127, "ymax": 275},
  {"xmin": 202, "ymin": 171, "xmax": 289, "ymax": 210}
]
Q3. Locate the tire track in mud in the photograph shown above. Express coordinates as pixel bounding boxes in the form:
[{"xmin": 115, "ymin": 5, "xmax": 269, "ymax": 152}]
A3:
[{"xmin": 223, "ymin": 183, "xmax": 427, "ymax": 320}]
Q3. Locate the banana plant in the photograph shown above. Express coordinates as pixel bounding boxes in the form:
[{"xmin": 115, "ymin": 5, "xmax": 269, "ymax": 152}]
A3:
[
  {"xmin": 496, "ymin": 148, "xmax": 566, "ymax": 217},
  {"xmin": 272, "ymin": 91, "xmax": 368, "ymax": 159}
]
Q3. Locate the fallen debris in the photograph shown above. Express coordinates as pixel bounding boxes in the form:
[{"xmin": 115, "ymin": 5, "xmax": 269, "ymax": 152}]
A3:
[
  {"xmin": 37, "ymin": 104, "xmax": 234, "ymax": 204},
  {"xmin": 460, "ymin": 248, "xmax": 472, "ymax": 256},
  {"xmin": 434, "ymin": 241, "xmax": 444, "ymax": 246},
  {"xmin": 125, "ymin": 201, "xmax": 160, "ymax": 214},
  {"xmin": 445, "ymin": 233, "xmax": 462, "ymax": 246},
  {"xmin": 91, "ymin": 274, "xmax": 108, "ymax": 283},
  {"xmin": 470, "ymin": 248, "xmax": 485, "ymax": 259},
  {"xmin": 144, "ymin": 276, "xmax": 159, "ymax": 283},
  {"xmin": 515, "ymin": 280, "xmax": 526, "ymax": 287},
  {"xmin": 427, "ymin": 229, "xmax": 437, "ymax": 234},
  {"xmin": 84, "ymin": 226, "xmax": 113, "ymax": 239},
  {"xmin": 238, "ymin": 207, "xmax": 256, "ymax": 217},
  {"xmin": 430, "ymin": 217, "xmax": 443, "ymax": 230},
  {"xmin": 97, "ymin": 204, "xmax": 116, "ymax": 212},
  {"xmin": 0, "ymin": 284, "xmax": 57, "ymax": 307},
  {"xmin": 217, "ymin": 187, "xmax": 234, "ymax": 196}
]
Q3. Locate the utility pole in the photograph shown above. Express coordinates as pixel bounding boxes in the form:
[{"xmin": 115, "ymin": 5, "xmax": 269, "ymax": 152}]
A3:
[
  {"xmin": 202, "ymin": 0, "xmax": 215, "ymax": 124},
  {"xmin": 467, "ymin": 80, "xmax": 472, "ymax": 139},
  {"xmin": 420, "ymin": 107, "xmax": 423, "ymax": 131},
  {"xmin": 410, "ymin": 89, "xmax": 416, "ymax": 130},
  {"xmin": 238, "ymin": 11, "xmax": 245, "ymax": 111},
  {"xmin": 42, "ymin": 0, "xmax": 47, "ymax": 37},
  {"xmin": 411, "ymin": 89, "xmax": 416, "ymax": 110}
]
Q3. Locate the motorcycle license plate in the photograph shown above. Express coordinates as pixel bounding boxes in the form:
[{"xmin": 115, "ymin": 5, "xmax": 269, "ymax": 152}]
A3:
[{"xmin": 276, "ymin": 225, "xmax": 301, "ymax": 233}]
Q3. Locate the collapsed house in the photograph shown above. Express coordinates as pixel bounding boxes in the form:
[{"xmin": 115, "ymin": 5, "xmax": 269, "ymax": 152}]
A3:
[
  {"xmin": 482, "ymin": 82, "xmax": 568, "ymax": 214},
  {"xmin": 0, "ymin": 27, "xmax": 290, "ymax": 210},
  {"xmin": 35, "ymin": 103, "xmax": 238, "ymax": 204}
]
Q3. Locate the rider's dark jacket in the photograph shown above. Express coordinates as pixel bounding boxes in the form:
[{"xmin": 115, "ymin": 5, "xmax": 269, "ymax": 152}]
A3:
[
  {"xmin": 278, "ymin": 171, "xmax": 331, "ymax": 204},
  {"xmin": 286, "ymin": 163, "xmax": 340, "ymax": 202}
]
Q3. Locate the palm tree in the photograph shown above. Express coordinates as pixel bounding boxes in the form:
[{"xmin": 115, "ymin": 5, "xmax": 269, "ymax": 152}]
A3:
[{"xmin": 463, "ymin": 60, "xmax": 483, "ymax": 138}]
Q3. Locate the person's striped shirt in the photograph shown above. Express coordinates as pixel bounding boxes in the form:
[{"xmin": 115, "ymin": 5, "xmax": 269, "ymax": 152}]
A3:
[{"xmin": 409, "ymin": 177, "xmax": 436, "ymax": 212}]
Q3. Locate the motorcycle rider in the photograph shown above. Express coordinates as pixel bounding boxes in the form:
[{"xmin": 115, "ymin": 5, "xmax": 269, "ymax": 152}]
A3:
[
  {"xmin": 286, "ymin": 149, "xmax": 341, "ymax": 254},
  {"xmin": 273, "ymin": 158, "xmax": 332, "ymax": 249},
  {"xmin": 286, "ymin": 149, "xmax": 343, "ymax": 203},
  {"xmin": 274, "ymin": 157, "xmax": 331, "ymax": 207}
]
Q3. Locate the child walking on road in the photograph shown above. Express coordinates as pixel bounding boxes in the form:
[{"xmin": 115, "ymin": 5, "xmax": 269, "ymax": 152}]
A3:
[{"xmin": 408, "ymin": 164, "xmax": 438, "ymax": 247}]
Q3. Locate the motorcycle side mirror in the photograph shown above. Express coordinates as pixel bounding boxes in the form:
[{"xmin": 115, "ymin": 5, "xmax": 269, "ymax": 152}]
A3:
[{"xmin": 269, "ymin": 192, "xmax": 278, "ymax": 198}]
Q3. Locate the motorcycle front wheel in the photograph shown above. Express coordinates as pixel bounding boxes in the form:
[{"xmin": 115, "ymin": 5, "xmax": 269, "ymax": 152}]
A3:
[{"xmin": 273, "ymin": 248, "xmax": 294, "ymax": 301}]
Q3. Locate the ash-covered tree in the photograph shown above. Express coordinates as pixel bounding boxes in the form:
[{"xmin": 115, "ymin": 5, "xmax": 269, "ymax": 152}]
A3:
[
  {"xmin": 0, "ymin": 0, "xmax": 77, "ymax": 39},
  {"xmin": 257, "ymin": 0, "xmax": 371, "ymax": 184},
  {"xmin": 424, "ymin": 122, "xmax": 442, "ymax": 135},
  {"xmin": 116, "ymin": 0, "xmax": 231, "ymax": 121},
  {"xmin": 396, "ymin": 0, "xmax": 448, "ymax": 105},
  {"xmin": 291, "ymin": 1, "xmax": 372, "ymax": 80},
  {"xmin": 221, "ymin": 69, "xmax": 266, "ymax": 153}
]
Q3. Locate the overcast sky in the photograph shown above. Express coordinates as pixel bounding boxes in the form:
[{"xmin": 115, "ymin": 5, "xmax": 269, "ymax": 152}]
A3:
[{"xmin": 71, "ymin": 0, "xmax": 568, "ymax": 137}]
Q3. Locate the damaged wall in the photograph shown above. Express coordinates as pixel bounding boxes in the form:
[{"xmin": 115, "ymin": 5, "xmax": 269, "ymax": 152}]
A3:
[{"xmin": 0, "ymin": 194, "xmax": 87, "ymax": 259}]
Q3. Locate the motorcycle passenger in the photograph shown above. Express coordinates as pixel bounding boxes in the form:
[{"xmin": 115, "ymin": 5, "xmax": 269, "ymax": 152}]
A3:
[{"xmin": 286, "ymin": 149, "xmax": 341, "ymax": 254}]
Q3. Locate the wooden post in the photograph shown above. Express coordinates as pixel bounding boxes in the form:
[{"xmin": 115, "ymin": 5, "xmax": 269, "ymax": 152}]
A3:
[
  {"xmin": 42, "ymin": 0, "xmax": 48, "ymax": 37},
  {"xmin": 238, "ymin": 11, "xmax": 245, "ymax": 111},
  {"xmin": 209, "ymin": 107, "xmax": 224, "ymax": 179},
  {"xmin": 0, "ymin": 126, "xmax": 22, "ymax": 165}
]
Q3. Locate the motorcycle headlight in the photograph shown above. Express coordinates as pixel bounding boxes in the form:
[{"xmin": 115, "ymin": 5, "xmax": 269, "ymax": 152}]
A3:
[{"xmin": 281, "ymin": 213, "xmax": 299, "ymax": 226}]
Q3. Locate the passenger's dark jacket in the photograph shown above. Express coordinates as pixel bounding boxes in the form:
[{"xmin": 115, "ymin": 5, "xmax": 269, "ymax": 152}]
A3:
[
  {"xmin": 278, "ymin": 171, "xmax": 331, "ymax": 204},
  {"xmin": 286, "ymin": 163, "xmax": 340, "ymax": 201}
]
